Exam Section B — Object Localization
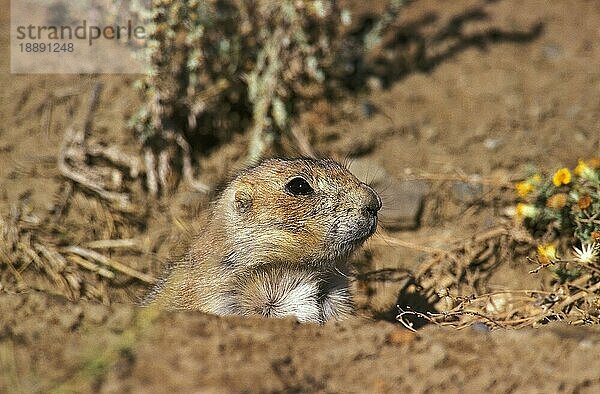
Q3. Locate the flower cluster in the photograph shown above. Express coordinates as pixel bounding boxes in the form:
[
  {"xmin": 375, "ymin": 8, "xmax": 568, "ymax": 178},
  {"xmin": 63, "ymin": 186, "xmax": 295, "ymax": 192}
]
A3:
[{"xmin": 515, "ymin": 158, "xmax": 600, "ymax": 279}]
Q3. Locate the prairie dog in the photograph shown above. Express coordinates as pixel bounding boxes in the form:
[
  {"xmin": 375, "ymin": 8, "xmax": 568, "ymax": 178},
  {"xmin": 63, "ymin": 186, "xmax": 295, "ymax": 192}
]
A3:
[{"xmin": 143, "ymin": 158, "xmax": 381, "ymax": 323}]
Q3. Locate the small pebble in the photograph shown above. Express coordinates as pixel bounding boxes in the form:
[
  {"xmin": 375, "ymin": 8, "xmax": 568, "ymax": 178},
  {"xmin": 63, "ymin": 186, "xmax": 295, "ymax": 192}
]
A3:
[
  {"xmin": 451, "ymin": 181, "xmax": 483, "ymax": 204},
  {"xmin": 366, "ymin": 76, "xmax": 383, "ymax": 91},
  {"xmin": 483, "ymin": 137, "xmax": 503, "ymax": 150},
  {"xmin": 542, "ymin": 43, "xmax": 563, "ymax": 60},
  {"xmin": 380, "ymin": 180, "xmax": 429, "ymax": 230},
  {"xmin": 471, "ymin": 322, "xmax": 491, "ymax": 333}
]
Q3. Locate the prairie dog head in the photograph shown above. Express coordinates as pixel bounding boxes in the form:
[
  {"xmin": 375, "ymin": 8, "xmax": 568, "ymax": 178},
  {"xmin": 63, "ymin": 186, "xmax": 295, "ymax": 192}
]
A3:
[{"xmin": 217, "ymin": 158, "xmax": 381, "ymax": 267}]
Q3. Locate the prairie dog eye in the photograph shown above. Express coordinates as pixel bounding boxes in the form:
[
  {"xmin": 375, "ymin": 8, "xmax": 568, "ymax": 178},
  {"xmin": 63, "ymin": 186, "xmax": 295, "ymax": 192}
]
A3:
[{"xmin": 285, "ymin": 177, "xmax": 314, "ymax": 196}]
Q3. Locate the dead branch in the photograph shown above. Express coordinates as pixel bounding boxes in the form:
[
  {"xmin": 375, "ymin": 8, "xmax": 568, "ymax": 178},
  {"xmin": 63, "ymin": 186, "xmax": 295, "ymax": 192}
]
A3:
[
  {"xmin": 85, "ymin": 239, "xmax": 140, "ymax": 250},
  {"xmin": 65, "ymin": 254, "xmax": 115, "ymax": 279},
  {"xmin": 144, "ymin": 147, "xmax": 159, "ymax": 196},
  {"xmin": 58, "ymin": 128, "xmax": 135, "ymax": 212},
  {"xmin": 163, "ymin": 130, "xmax": 210, "ymax": 193},
  {"xmin": 62, "ymin": 245, "xmax": 156, "ymax": 284},
  {"xmin": 372, "ymin": 232, "xmax": 448, "ymax": 255},
  {"xmin": 158, "ymin": 149, "xmax": 172, "ymax": 193},
  {"xmin": 399, "ymin": 171, "xmax": 515, "ymax": 187},
  {"xmin": 83, "ymin": 82, "xmax": 102, "ymax": 142},
  {"xmin": 413, "ymin": 225, "xmax": 509, "ymax": 279},
  {"xmin": 87, "ymin": 145, "xmax": 143, "ymax": 178},
  {"xmin": 174, "ymin": 132, "xmax": 210, "ymax": 192}
]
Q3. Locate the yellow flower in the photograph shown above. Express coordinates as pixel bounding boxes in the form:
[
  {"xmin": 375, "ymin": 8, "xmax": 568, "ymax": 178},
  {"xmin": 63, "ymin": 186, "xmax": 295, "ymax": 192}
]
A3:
[
  {"xmin": 516, "ymin": 203, "xmax": 538, "ymax": 219},
  {"xmin": 552, "ymin": 168, "xmax": 571, "ymax": 187},
  {"xmin": 515, "ymin": 181, "xmax": 534, "ymax": 198},
  {"xmin": 537, "ymin": 244, "xmax": 558, "ymax": 264},
  {"xmin": 515, "ymin": 174, "xmax": 543, "ymax": 198},
  {"xmin": 574, "ymin": 159, "xmax": 599, "ymax": 182},
  {"xmin": 574, "ymin": 160, "xmax": 588, "ymax": 176}
]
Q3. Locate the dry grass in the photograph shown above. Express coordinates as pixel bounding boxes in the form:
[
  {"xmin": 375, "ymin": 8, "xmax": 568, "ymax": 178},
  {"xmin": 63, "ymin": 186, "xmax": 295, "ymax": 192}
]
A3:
[
  {"xmin": 388, "ymin": 170, "xmax": 600, "ymax": 330},
  {"xmin": 0, "ymin": 191, "xmax": 155, "ymax": 303}
]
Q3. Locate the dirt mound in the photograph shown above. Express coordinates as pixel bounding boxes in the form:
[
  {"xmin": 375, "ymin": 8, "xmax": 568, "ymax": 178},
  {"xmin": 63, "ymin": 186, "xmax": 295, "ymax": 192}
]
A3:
[{"xmin": 2, "ymin": 292, "xmax": 599, "ymax": 393}]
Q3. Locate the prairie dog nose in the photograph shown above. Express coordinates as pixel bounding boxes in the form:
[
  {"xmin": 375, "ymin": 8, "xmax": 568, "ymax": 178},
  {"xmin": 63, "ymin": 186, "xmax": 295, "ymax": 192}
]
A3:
[{"xmin": 360, "ymin": 183, "xmax": 382, "ymax": 216}]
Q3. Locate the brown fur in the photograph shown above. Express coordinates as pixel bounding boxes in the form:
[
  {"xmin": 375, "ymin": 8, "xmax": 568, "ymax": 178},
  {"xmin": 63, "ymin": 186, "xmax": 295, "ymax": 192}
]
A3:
[{"xmin": 142, "ymin": 158, "xmax": 381, "ymax": 324}]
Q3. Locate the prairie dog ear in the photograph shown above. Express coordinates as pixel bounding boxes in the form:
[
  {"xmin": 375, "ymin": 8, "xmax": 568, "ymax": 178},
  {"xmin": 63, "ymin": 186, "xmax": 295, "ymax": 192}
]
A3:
[{"xmin": 234, "ymin": 183, "xmax": 253, "ymax": 214}]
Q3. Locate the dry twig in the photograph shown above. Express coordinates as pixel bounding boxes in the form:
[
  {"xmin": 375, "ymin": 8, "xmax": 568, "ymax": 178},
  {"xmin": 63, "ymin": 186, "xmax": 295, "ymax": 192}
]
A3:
[
  {"xmin": 85, "ymin": 239, "xmax": 140, "ymax": 250},
  {"xmin": 62, "ymin": 246, "xmax": 156, "ymax": 284}
]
